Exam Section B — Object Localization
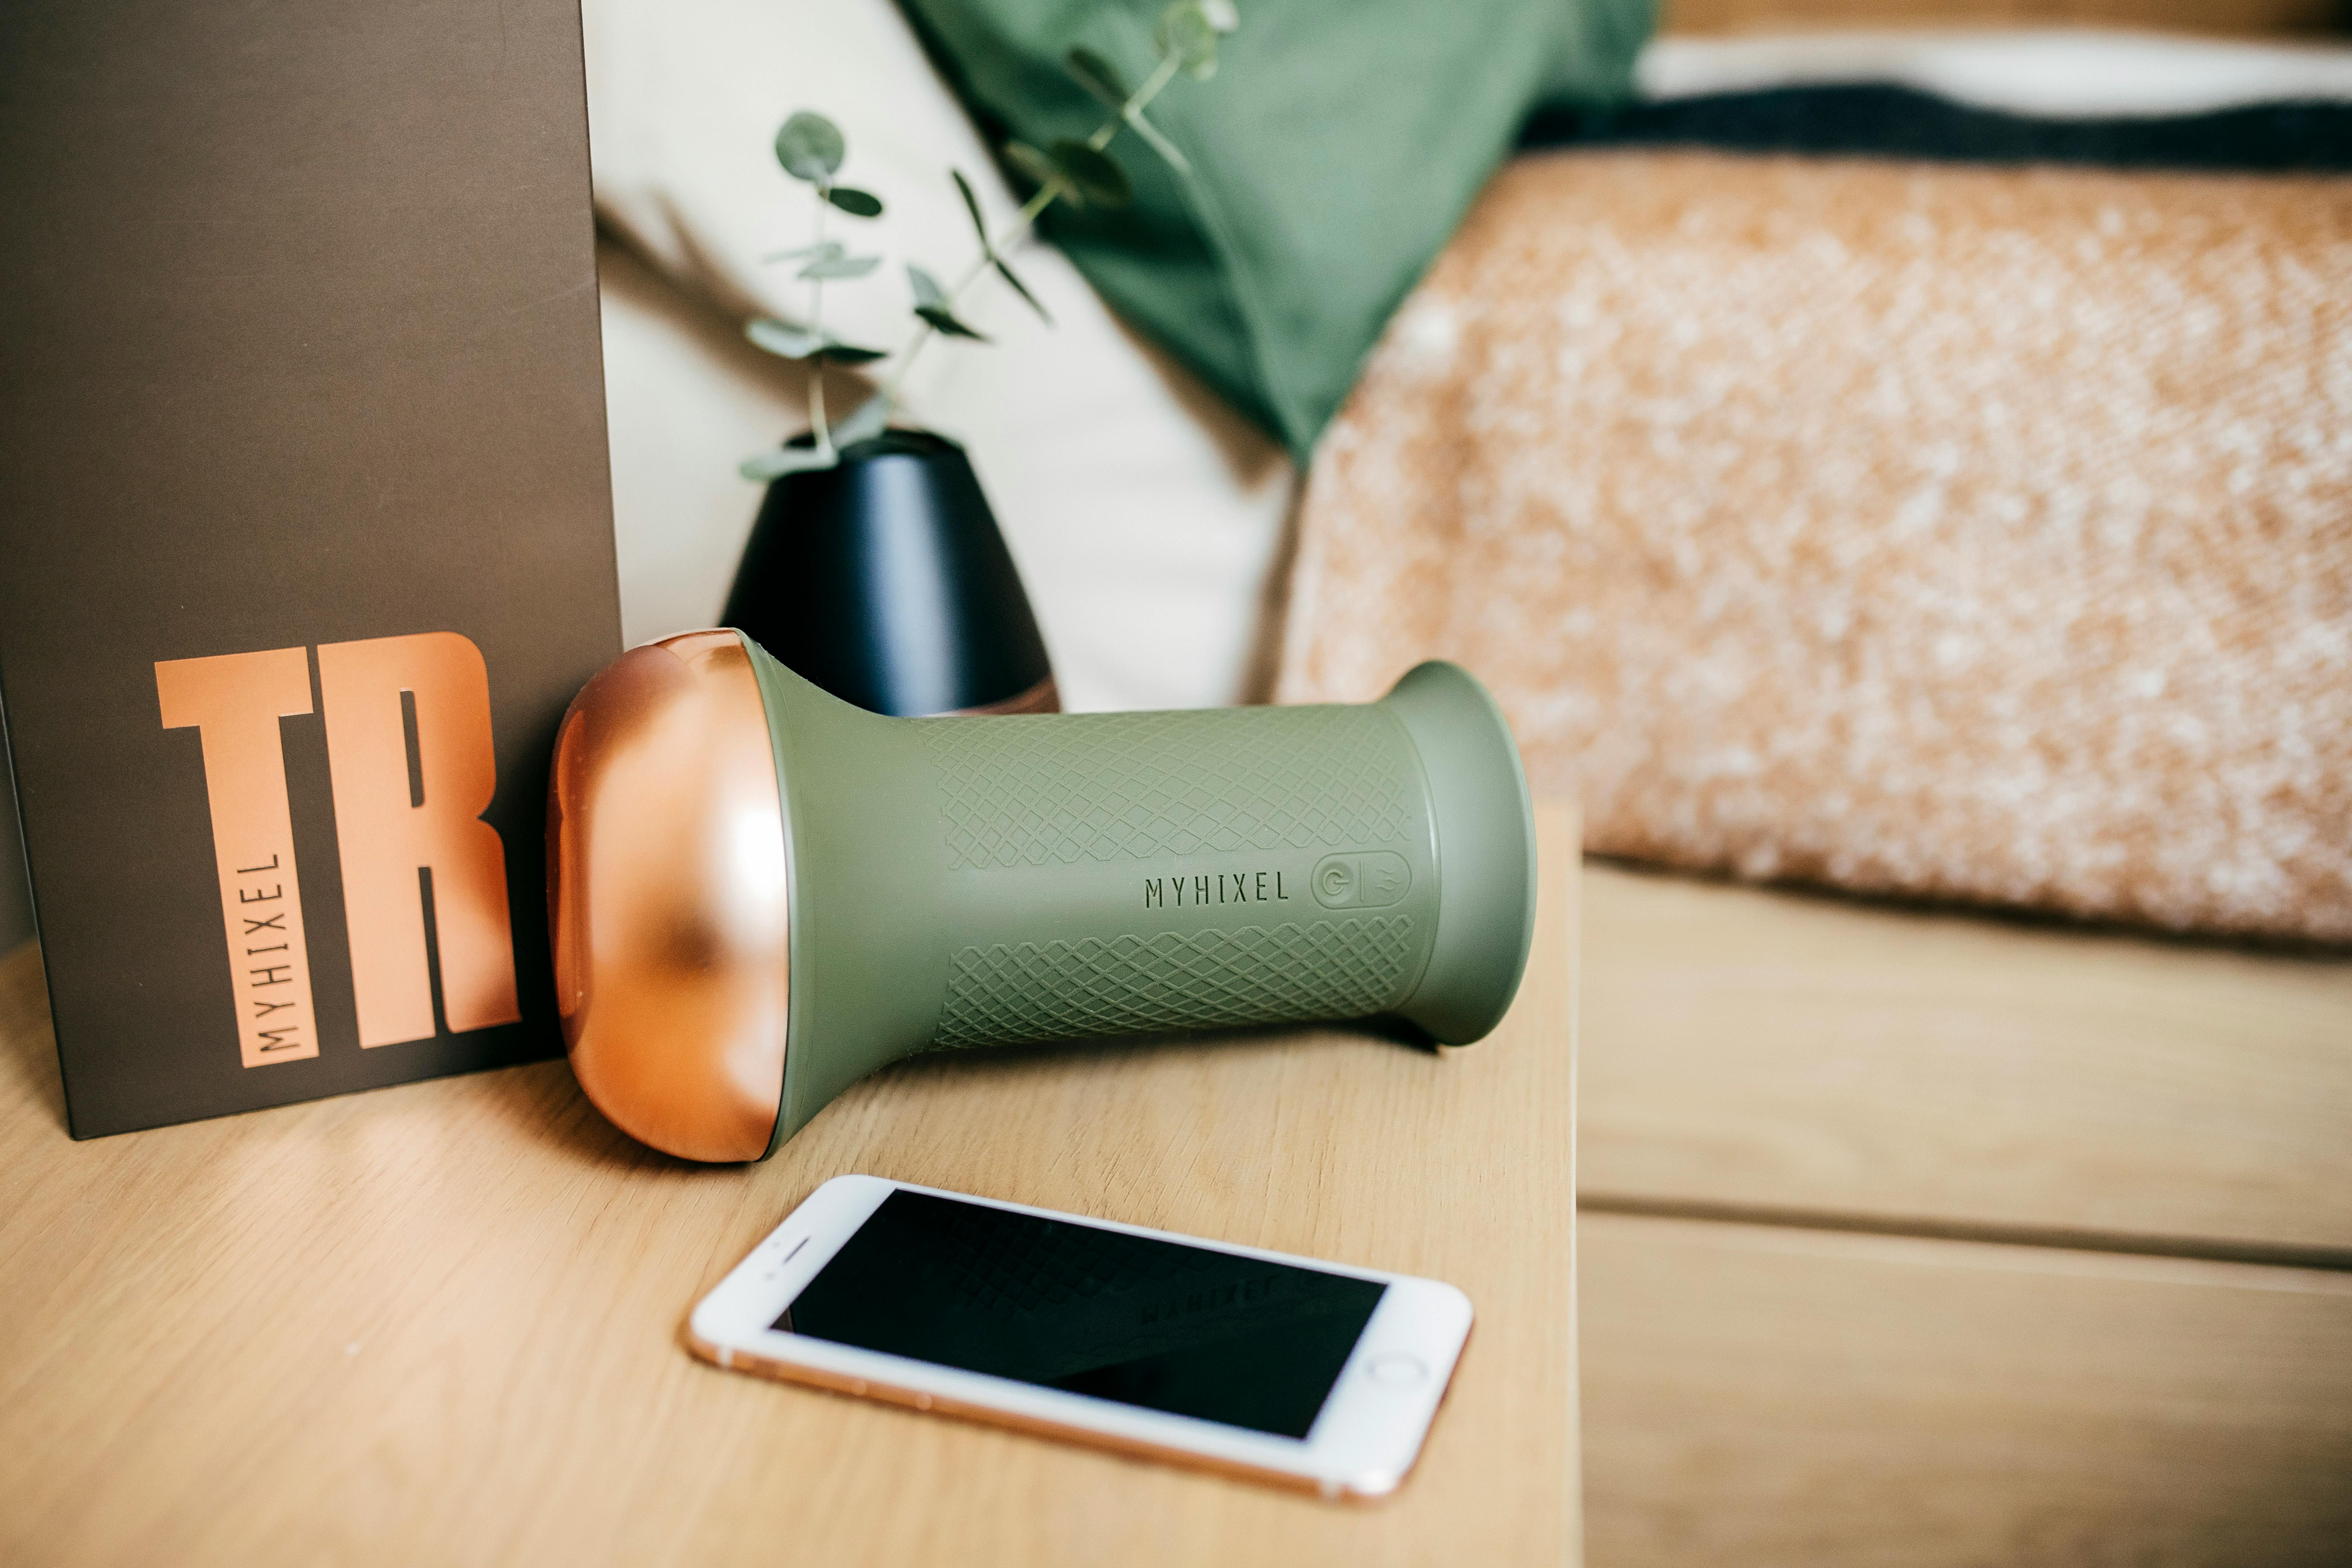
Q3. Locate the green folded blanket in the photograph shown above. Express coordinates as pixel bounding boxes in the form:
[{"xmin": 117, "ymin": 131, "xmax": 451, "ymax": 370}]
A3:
[{"xmin": 894, "ymin": 0, "xmax": 1653, "ymax": 462}]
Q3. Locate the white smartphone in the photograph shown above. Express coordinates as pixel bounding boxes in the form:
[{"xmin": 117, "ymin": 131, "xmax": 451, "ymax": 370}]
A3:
[{"xmin": 687, "ymin": 1174, "xmax": 1474, "ymax": 1500}]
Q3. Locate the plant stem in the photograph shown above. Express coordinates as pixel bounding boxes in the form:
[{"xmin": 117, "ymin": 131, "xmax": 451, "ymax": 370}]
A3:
[
  {"xmin": 1093, "ymin": 54, "xmax": 1181, "ymax": 154},
  {"xmin": 875, "ymin": 60, "xmax": 1182, "ymax": 415},
  {"xmin": 807, "ymin": 184, "xmax": 834, "ymax": 457},
  {"xmin": 948, "ymin": 182, "xmax": 1061, "ymax": 298},
  {"xmin": 876, "ymin": 180, "xmax": 1061, "ymax": 412}
]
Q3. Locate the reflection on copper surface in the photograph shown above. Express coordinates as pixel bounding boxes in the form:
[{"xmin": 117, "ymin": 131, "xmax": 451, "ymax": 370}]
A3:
[{"xmin": 548, "ymin": 631, "xmax": 788, "ymax": 1161}]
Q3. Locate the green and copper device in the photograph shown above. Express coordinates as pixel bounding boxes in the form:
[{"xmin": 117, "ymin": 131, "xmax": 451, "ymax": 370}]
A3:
[{"xmin": 547, "ymin": 631, "xmax": 1536, "ymax": 1162}]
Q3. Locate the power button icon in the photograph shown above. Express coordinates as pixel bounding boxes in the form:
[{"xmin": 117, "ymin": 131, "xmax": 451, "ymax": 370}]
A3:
[{"xmin": 1311, "ymin": 851, "xmax": 1411, "ymax": 910}]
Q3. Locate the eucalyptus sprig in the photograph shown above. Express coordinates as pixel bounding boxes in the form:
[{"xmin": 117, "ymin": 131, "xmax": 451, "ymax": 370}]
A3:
[
  {"xmin": 740, "ymin": 112, "xmax": 890, "ymax": 477},
  {"xmin": 740, "ymin": 1, "xmax": 1241, "ymax": 483}
]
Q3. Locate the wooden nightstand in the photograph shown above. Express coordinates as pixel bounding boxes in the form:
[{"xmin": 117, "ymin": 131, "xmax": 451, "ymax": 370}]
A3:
[{"xmin": 0, "ymin": 808, "xmax": 1582, "ymax": 1567}]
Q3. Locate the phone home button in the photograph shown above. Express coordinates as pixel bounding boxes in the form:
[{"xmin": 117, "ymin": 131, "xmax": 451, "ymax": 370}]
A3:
[{"xmin": 1365, "ymin": 1352, "xmax": 1427, "ymax": 1388}]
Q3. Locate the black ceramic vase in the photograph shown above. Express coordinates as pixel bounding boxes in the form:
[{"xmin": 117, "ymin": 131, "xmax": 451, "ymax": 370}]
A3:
[{"xmin": 722, "ymin": 429, "xmax": 1058, "ymax": 717}]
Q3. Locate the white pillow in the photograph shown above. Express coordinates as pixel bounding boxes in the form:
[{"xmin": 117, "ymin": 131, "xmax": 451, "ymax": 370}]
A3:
[
  {"xmin": 1638, "ymin": 28, "xmax": 2352, "ymax": 116},
  {"xmin": 582, "ymin": 0, "xmax": 1296, "ymax": 712}
]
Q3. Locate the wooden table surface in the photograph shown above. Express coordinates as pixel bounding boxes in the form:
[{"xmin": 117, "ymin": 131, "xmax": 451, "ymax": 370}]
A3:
[{"xmin": 0, "ymin": 808, "xmax": 1580, "ymax": 1568}]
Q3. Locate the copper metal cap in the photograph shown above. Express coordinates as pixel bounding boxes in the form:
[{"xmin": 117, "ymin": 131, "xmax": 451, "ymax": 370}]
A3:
[{"xmin": 547, "ymin": 631, "xmax": 789, "ymax": 1162}]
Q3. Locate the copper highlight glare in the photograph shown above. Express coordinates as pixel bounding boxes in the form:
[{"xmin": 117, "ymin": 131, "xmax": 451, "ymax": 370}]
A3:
[{"xmin": 547, "ymin": 631, "xmax": 789, "ymax": 1161}]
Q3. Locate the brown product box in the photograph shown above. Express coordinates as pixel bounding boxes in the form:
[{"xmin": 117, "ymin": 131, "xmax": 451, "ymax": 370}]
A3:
[{"xmin": 0, "ymin": 0, "xmax": 620, "ymax": 1136}]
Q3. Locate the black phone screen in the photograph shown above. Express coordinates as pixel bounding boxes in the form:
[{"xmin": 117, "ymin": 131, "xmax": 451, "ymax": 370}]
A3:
[{"xmin": 776, "ymin": 1190, "xmax": 1387, "ymax": 1439}]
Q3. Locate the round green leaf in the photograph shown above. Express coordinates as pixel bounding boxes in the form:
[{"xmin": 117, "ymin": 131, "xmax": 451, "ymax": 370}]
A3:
[
  {"xmin": 1155, "ymin": 3, "xmax": 1219, "ymax": 78},
  {"xmin": 774, "ymin": 112, "xmax": 845, "ymax": 182},
  {"xmin": 815, "ymin": 340, "xmax": 889, "ymax": 365},
  {"xmin": 915, "ymin": 304, "xmax": 990, "ymax": 342},
  {"xmin": 905, "ymin": 263, "xmax": 949, "ymax": 311},
  {"xmin": 744, "ymin": 318, "xmax": 885, "ymax": 363},
  {"xmin": 992, "ymin": 255, "xmax": 1052, "ymax": 325},
  {"xmin": 1003, "ymin": 140, "xmax": 1062, "ymax": 198},
  {"xmin": 825, "ymin": 185, "xmax": 883, "ymax": 218},
  {"xmin": 1049, "ymin": 140, "xmax": 1132, "ymax": 209},
  {"xmin": 1065, "ymin": 47, "xmax": 1130, "ymax": 109},
  {"xmin": 951, "ymin": 169, "xmax": 995, "ymax": 255},
  {"xmin": 797, "ymin": 252, "xmax": 880, "ymax": 281},
  {"xmin": 744, "ymin": 317, "xmax": 824, "ymax": 360}
]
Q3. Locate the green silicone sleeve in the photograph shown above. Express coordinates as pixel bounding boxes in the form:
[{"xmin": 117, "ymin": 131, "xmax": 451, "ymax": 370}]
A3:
[
  {"xmin": 916, "ymin": 699, "xmax": 1440, "ymax": 1051},
  {"xmin": 743, "ymin": 640, "xmax": 1535, "ymax": 1153}
]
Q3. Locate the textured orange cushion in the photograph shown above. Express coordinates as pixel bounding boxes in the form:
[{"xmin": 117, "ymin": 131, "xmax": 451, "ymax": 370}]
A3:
[{"xmin": 1277, "ymin": 150, "xmax": 2352, "ymax": 940}]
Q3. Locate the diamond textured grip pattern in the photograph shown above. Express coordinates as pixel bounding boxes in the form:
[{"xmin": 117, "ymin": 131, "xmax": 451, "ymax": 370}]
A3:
[
  {"xmin": 919, "ymin": 706, "xmax": 1419, "ymax": 870},
  {"xmin": 931, "ymin": 916, "xmax": 1418, "ymax": 1050}
]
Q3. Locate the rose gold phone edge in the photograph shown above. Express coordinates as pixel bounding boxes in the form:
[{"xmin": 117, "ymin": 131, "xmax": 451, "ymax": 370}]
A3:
[{"xmin": 682, "ymin": 1176, "xmax": 1475, "ymax": 1501}]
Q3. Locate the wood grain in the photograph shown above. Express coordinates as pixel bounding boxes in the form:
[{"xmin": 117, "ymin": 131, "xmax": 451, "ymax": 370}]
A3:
[
  {"xmin": 1580, "ymin": 1210, "xmax": 2352, "ymax": 1567},
  {"xmin": 1580, "ymin": 863, "xmax": 2352, "ymax": 1258},
  {"xmin": 0, "ymin": 808, "xmax": 1579, "ymax": 1568}
]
